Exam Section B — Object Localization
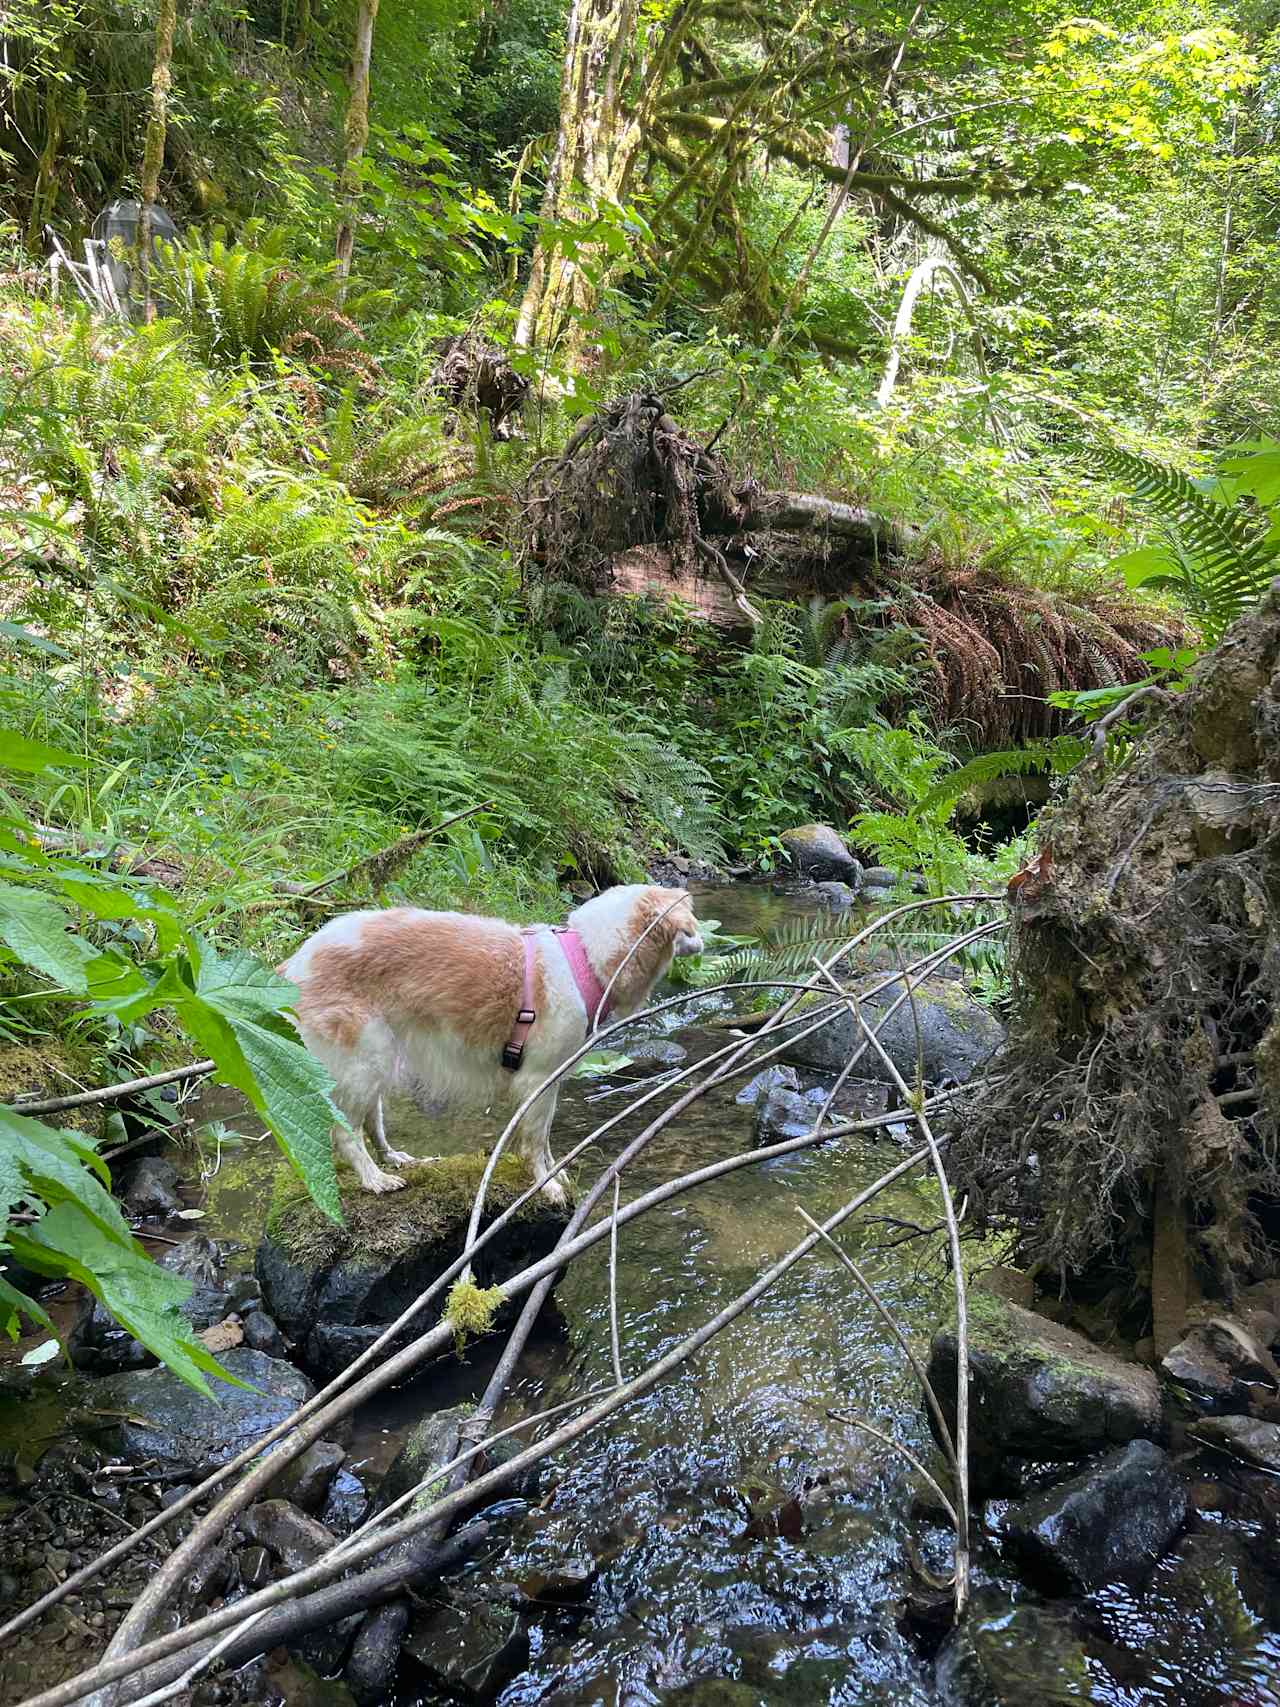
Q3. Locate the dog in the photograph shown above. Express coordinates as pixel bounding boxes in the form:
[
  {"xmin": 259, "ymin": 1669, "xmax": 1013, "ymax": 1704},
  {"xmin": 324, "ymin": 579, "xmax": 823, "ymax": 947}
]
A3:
[{"xmin": 280, "ymin": 885, "xmax": 703, "ymax": 1201}]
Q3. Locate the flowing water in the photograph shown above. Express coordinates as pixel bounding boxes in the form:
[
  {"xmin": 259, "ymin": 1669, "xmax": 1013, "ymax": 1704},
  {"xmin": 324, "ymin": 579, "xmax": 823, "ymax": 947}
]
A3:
[{"xmin": 194, "ymin": 882, "xmax": 1280, "ymax": 1706}]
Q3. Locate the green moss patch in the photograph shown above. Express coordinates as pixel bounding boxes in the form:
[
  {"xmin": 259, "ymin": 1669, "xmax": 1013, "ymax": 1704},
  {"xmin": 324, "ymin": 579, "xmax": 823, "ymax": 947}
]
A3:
[
  {"xmin": 0, "ymin": 1040, "xmax": 104, "ymax": 1137},
  {"xmin": 265, "ymin": 1151, "xmax": 544, "ymax": 1272}
]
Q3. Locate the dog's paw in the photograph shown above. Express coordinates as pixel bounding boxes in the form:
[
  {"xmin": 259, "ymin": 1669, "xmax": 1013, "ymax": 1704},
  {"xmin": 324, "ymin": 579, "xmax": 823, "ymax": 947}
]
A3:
[
  {"xmin": 538, "ymin": 1176, "xmax": 570, "ymax": 1208},
  {"xmin": 382, "ymin": 1147, "xmax": 418, "ymax": 1169},
  {"xmin": 362, "ymin": 1170, "xmax": 408, "ymax": 1194}
]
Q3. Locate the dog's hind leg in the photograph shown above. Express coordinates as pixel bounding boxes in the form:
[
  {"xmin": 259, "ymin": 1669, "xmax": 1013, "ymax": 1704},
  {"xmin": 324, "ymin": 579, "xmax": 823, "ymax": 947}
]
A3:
[
  {"xmin": 331, "ymin": 1089, "xmax": 407, "ymax": 1195},
  {"xmin": 369, "ymin": 1096, "xmax": 423, "ymax": 1171},
  {"xmin": 512, "ymin": 1093, "xmax": 568, "ymax": 1207}
]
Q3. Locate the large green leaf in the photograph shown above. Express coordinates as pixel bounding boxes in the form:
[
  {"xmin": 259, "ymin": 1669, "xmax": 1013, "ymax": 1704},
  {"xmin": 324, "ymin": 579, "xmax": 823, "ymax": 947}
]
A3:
[
  {"xmin": 6, "ymin": 1204, "xmax": 227, "ymax": 1395},
  {"xmin": 181, "ymin": 946, "xmax": 343, "ymax": 1222},
  {"xmin": 0, "ymin": 730, "xmax": 85, "ymax": 773},
  {"xmin": 0, "ymin": 882, "xmax": 97, "ymax": 991}
]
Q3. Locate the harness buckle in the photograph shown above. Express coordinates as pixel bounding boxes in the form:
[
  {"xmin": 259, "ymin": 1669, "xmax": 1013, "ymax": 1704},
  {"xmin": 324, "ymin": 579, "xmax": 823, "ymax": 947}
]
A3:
[{"xmin": 501, "ymin": 1043, "xmax": 524, "ymax": 1071}]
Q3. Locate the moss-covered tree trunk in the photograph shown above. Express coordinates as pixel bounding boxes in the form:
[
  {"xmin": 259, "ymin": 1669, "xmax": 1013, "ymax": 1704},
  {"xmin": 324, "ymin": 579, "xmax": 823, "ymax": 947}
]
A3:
[
  {"xmin": 335, "ymin": 0, "xmax": 379, "ymax": 292},
  {"xmin": 137, "ymin": 0, "xmax": 178, "ymax": 322},
  {"xmin": 515, "ymin": 0, "xmax": 691, "ymax": 362},
  {"xmin": 955, "ymin": 583, "xmax": 1280, "ymax": 1329}
]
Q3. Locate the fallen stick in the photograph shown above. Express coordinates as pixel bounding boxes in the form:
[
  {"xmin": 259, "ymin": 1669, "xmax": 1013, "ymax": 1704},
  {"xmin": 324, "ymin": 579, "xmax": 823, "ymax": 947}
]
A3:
[
  {"xmin": 13, "ymin": 1061, "xmax": 216, "ymax": 1117},
  {"xmin": 121, "ymin": 1522, "xmax": 492, "ymax": 1707},
  {"xmin": 22, "ymin": 1148, "xmax": 931, "ymax": 1707}
]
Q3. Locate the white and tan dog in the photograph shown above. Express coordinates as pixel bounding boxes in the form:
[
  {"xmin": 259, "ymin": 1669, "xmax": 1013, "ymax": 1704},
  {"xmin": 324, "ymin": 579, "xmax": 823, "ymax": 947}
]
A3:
[{"xmin": 281, "ymin": 884, "xmax": 702, "ymax": 1201}]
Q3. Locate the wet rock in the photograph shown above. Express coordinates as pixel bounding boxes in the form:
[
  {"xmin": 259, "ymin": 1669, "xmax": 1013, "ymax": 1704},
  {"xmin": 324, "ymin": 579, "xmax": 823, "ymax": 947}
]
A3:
[
  {"xmin": 69, "ymin": 1237, "xmax": 233, "ymax": 1374},
  {"xmin": 378, "ymin": 1402, "xmax": 539, "ymax": 1519},
  {"xmin": 626, "ymin": 1038, "xmax": 688, "ymax": 1068},
  {"xmin": 379, "ymin": 1406, "xmax": 470, "ymax": 1515},
  {"xmin": 93, "ymin": 1349, "xmax": 314, "ymax": 1473},
  {"xmin": 1192, "ymin": 1414, "xmax": 1280, "ymax": 1471},
  {"xmin": 257, "ymin": 1155, "xmax": 570, "ymax": 1378},
  {"xmin": 120, "ymin": 1156, "xmax": 183, "ymax": 1218},
  {"xmin": 186, "ymin": 1537, "xmax": 234, "ymax": 1606},
  {"xmin": 402, "ymin": 1591, "xmax": 529, "ymax": 1702},
  {"xmin": 344, "ymin": 1600, "xmax": 409, "ymax": 1706},
  {"xmin": 241, "ymin": 1309, "xmax": 288, "ymax": 1358},
  {"xmin": 237, "ymin": 1546, "xmax": 272, "ymax": 1590},
  {"xmin": 754, "ymin": 1086, "xmax": 819, "ymax": 1142},
  {"xmin": 927, "ymin": 1294, "xmax": 1162, "ymax": 1488},
  {"xmin": 780, "ymin": 825, "xmax": 862, "ymax": 884},
  {"xmin": 520, "ymin": 1558, "xmax": 596, "ymax": 1609},
  {"xmin": 785, "ymin": 972, "xmax": 1004, "ymax": 1086},
  {"xmin": 276, "ymin": 1440, "xmax": 346, "ymax": 1515},
  {"xmin": 815, "ymin": 880, "xmax": 859, "ymax": 909},
  {"xmin": 935, "ymin": 1588, "xmax": 1091, "ymax": 1705},
  {"xmin": 1001, "ymin": 1440, "xmax": 1186, "ymax": 1591},
  {"xmin": 1160, "ymin": 1319, "xmax": 1275, "ymax": 1413},
  {"xmin": 321, "ymin": 1468, "xmax": 369, "ymax": 1533},
  {"xmin": 862, "ymin": 867, "xmax": 927, "ymax": 892},
  {"xmin": 240, "ymin": 1500, "xmax": 336, "ymax": 1573},
  {"xmin": 735, "ymin": 1065, "xmax": 800, "ymax": 1106}
]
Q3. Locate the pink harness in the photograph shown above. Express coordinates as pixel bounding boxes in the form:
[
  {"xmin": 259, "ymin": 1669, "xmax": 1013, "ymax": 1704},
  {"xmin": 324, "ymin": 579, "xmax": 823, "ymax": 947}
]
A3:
[{"xmin": 501, "ymin": 925, "xmax": 611, "ymax": 1071}]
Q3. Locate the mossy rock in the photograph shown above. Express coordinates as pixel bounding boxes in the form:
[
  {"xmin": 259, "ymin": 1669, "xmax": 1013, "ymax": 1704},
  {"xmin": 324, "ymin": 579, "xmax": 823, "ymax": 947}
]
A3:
[
  {"xmin": 0, "ymin": 1039, "xmax": 104, "ymax": 1137},
  {"xmin": 257, "ymin": 1154, "xmax": 569, "ymax": 1379},
  {"xmin": 927, "ymin": 1291, "xmax": 1163, "ymax": 1490},
  {"xmin": 784, "ymin": 972, "xmax": 1004, "ymax": 1085}
]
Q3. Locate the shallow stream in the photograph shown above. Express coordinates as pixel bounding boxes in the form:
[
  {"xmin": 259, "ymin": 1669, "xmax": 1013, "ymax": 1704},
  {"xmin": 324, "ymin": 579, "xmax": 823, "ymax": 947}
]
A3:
[{"xmin": 83, "ymin": 885, "xmax": 1280, "ymax": 1703}]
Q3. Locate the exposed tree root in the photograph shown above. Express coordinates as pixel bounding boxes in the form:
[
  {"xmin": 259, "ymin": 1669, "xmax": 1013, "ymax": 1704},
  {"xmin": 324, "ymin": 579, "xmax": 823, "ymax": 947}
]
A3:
[
  {"xmin": 952, "ymin": 581, "xmax": 1280, "ymax": 1307},
  {"xmin": 523, "ymin": 391, "xmax": 1183, "ymax": 744}
]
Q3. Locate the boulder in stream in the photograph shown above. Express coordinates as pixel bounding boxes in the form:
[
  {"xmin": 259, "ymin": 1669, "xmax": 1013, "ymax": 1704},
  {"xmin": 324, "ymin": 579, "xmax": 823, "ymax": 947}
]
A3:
[
  {"xmin": 785, "ymin": 972, "xmax": 1004, "ymax": 1085},
  {"xmin": 92, "ymin": 1347, "xmax": 315, "ymax": 1473},
  {"xmin": 1001, "ymin": 1439, "xmax": 1186, "ymax": 1591},
  {"xmin": 934, "ymin": 1588, "xmax": 1092, "ymax": 1705},
  {"xmin": 927, "ymin": 1292, "xmax": 1163, "ymax": 1487},
  {"xmin": 780, "ymin": 825, "xmax": 863, "ymax": 885},
  {"xmin": 256, "ymin": 1154, "xmax": 570, "ymax": 1378}
]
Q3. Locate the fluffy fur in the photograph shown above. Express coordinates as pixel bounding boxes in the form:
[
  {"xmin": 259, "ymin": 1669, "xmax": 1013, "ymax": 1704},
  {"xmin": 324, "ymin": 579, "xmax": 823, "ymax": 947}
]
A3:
[{"xmin": 280, "ymin": 884, "xmax": 702, "ymax": 1201}]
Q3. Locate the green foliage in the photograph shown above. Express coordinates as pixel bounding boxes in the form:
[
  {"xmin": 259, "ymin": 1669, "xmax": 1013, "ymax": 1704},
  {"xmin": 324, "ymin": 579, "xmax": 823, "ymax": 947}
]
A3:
[
  {"xmin": 0, "ymin": 735, "xmax": 346, "ymax": 1381},
  {"xmin": 153, "ymin": 224, "xmax": 378, "ymax": 374},
  {"xmin": 1084, "ymin": 439, "xmax": 1280, "ymax": 642}
]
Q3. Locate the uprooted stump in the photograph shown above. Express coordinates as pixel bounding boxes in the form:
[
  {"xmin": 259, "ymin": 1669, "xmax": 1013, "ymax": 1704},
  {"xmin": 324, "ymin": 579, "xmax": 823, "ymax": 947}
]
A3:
[
  {"xmin": 432, "ymin": 333, "xmax": 529, "ymax": 440},
  {"xmin": 521, "ymin": 392, "xmax": 1181, "ymax": 744},
  {"xmin": 953, "ymin": 581, "xmax": 1280, "ymax": 1335},
  {"xmin": 256, "ymin": 1156, "xmax": 569, "ymax": 1378}
]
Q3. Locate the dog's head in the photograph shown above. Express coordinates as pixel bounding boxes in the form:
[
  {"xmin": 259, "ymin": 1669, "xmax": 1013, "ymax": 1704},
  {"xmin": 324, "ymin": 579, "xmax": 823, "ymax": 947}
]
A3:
[
  {"xmin": 569, "ymin": 884, "xmax": 703, "ymax": 1014},
  {"xmin": 656, "ymin": 888, "xmax": 703, "ymax": 959}
]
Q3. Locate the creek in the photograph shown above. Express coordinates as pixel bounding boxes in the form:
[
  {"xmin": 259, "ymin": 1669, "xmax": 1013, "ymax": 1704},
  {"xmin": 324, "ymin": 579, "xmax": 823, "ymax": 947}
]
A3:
[{"xmin": 3, "ymin": 884, "xmax": 1279, "ymax": 1706}]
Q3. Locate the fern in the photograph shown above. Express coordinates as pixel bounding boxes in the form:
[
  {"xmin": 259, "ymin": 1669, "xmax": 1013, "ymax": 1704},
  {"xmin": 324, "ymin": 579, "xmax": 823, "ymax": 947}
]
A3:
[
  {"xmin": 1082, "ymin": 441, "xmax": 1280, "ymax": 643},
  {"xmin": 919, "ymin": 737, "xmax": 1083, "ymax": 815}
]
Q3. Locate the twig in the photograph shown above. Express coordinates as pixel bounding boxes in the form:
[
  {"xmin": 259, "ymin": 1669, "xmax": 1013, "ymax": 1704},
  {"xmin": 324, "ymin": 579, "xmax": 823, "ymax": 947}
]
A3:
[
  {"xmin": 287, "ymin": 802, "xmax": 491, "ymax": 901},
  {"xmin": 827, "ymin": 1411, "xmax": 958, "ymax": 1529},
  {"xmin": 609, "ymin": 1174, "xmax": 624, "ymax": 1389},
  {"xmin": 796, "ymin": 1207, "xmax": 957, "ymax": 1473},
  {"xmin": 13, "ymin": 1062, "xmax": 216, "ymax": 1118},
  {"xmin": 1086, "ymin": 684, "xmax": 1173, "ymax": 761},
  {"xmin": 813, "ymin": 960, "xmax": 970, "ymax": 1616}
]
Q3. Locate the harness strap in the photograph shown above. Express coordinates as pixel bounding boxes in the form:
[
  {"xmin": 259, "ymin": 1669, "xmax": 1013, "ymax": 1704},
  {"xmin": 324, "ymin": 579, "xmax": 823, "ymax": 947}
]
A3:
[{"xmin": 501, "ymin": 924, "xmax": 612, "ymax": 1072}]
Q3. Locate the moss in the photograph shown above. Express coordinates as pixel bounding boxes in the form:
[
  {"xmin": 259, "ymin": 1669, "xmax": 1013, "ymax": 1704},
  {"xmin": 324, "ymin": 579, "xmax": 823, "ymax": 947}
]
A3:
[
  {"xmin": 0, "ymin": 1040, "xmax": 104, "ymax": 1137},
  {"xmin": 444, "ymin": 1278, "xmax": 505, "ymax": 1351},
  {"xmin": 265, "ymin": 1150, "xmax": 545, "ymax": 1272}
]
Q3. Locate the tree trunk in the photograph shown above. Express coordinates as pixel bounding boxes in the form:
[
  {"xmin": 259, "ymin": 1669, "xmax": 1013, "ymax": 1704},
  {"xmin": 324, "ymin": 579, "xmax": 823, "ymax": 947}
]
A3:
[
  {"xmin": 138, "ymin": 0, "xmax": 178, "ymax": 323},
  {"xmin": 335, "ymin": 0, "xmax": 380, "ymax": 292},
  {"xmin": 515, "ymin": 0, "xmax": 684, "ymax": 361}
]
